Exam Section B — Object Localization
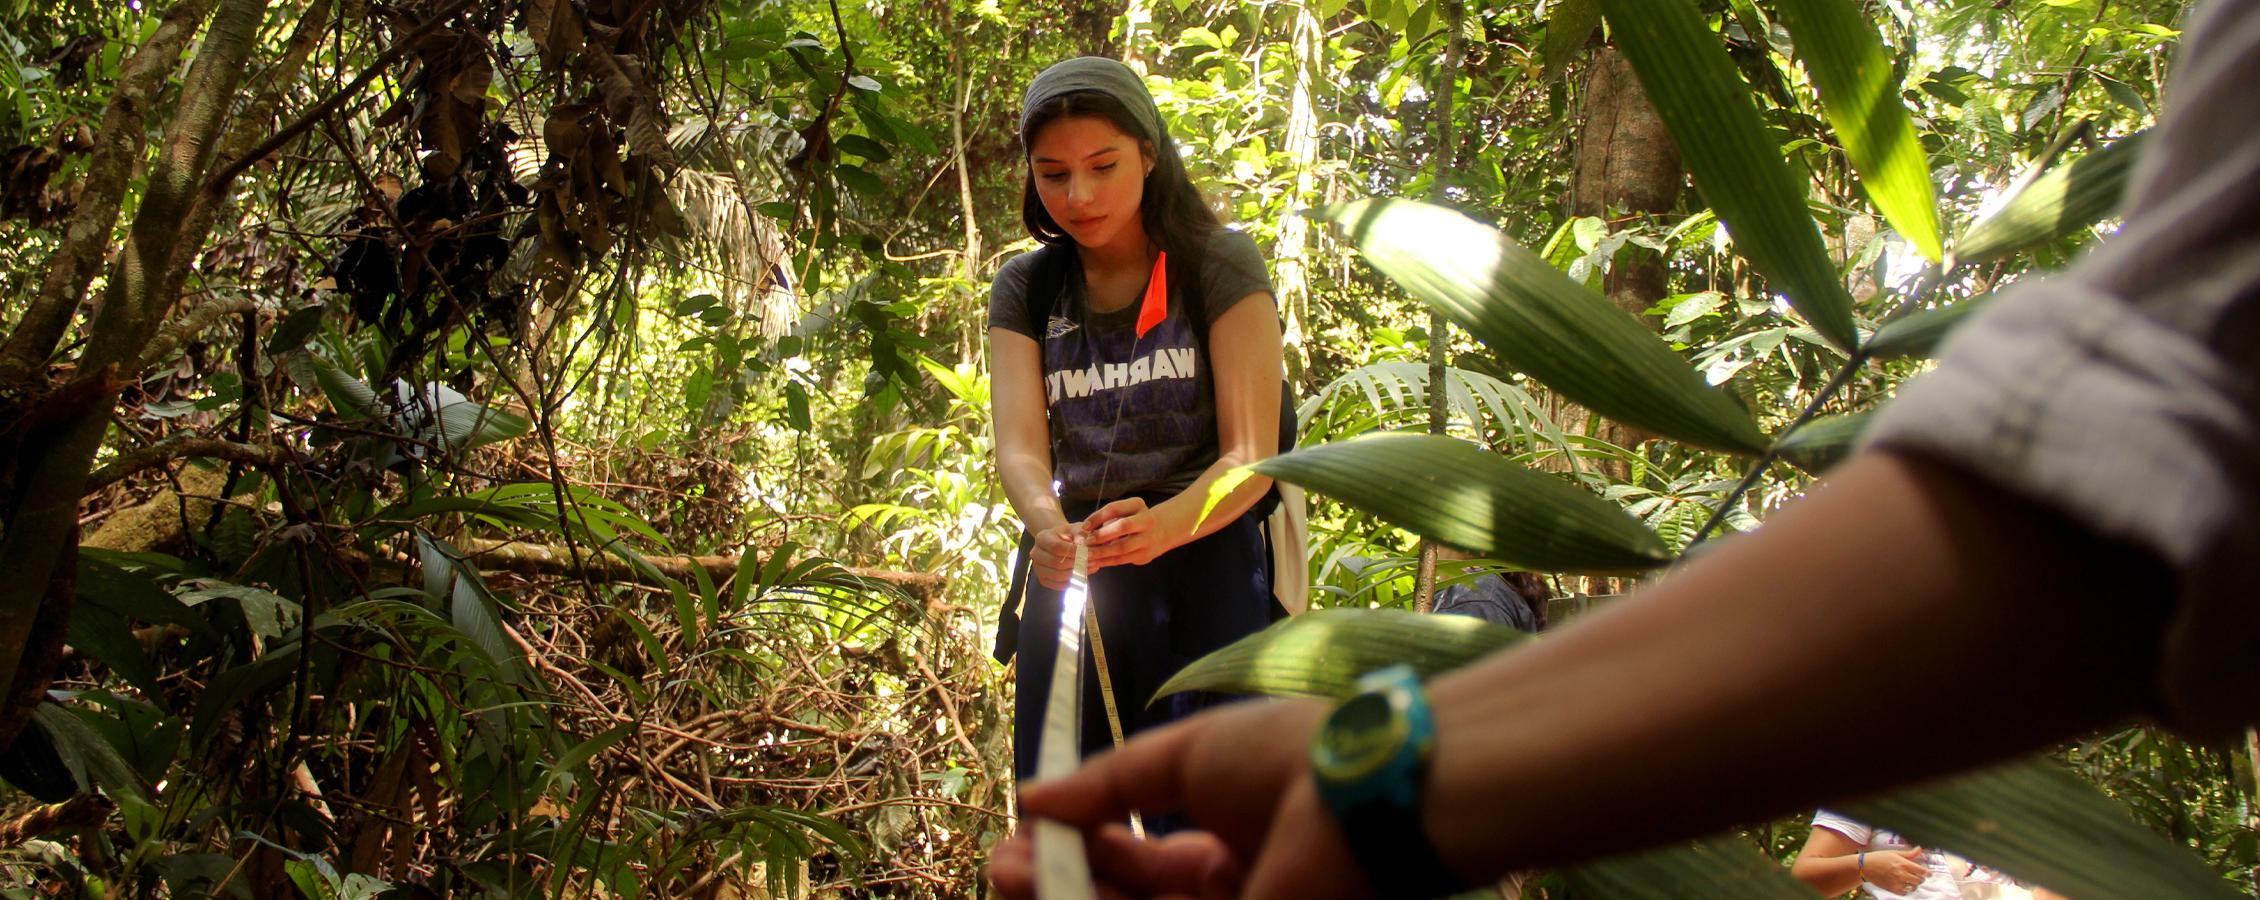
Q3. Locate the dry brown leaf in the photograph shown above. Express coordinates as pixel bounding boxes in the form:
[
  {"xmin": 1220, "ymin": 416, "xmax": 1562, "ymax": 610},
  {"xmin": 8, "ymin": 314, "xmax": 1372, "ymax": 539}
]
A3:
[
  {"xmin": 449, "ymin": 55, "xmax": 493, "ymax": 105},
  {"xmin": 543, "ymin": 104, "xmax": 592, "ymax": 158},
  {"xmin": 629, "ymin": 104, "xmax": 676, "ymax": 170}
]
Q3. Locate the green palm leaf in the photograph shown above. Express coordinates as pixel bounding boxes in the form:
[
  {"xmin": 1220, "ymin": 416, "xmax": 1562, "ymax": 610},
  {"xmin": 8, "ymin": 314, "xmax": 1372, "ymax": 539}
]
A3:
[
  {"xmin": 1866, "ymin": 293, "xmax": 1994, "ymax": 361},
  {"xmin": 1773, "ymin": 0, "xmax": 1943, "ymax": 261},
  {"xmin": 1601, "ymin": 0, "xmax": 1861, "ymax": 351},
  {"xmin": 1297, "ymin": 361, "xmax": 1574, "ymax": 458},
  {"xmin": 1256, "ymin": 432, "xmax": 1671, "ymax": 573},
  {"xmin": 1956, "ymin": 132, "xmax": 2146, "ymax": 264},
  {"xmin": 1775, "ymin": 410, "xmax": 1872, "ymax": 473},
  {"xmin": 1313, "ymin": 199, "xmax": 1768, "ymax": 455},
  {"xmin": 1155, "ymin": 608, "xmax": 1526, "ymax": 701},
  {"xmin": 1846, "ymin": 760, "xmax": 2244, "ymax": 900},
  {"xmin": 1541, "ymin": 0, "xmax": 1603, "ymax": 82},
  {"xmin": 1563, "ymin": 837, "xmax": 1814, "ymax": 899}
]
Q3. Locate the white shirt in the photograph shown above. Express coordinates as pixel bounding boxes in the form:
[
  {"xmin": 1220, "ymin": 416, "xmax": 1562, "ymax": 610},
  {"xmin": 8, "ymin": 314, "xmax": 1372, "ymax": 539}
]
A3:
[{"xmin": 1812, "ymin": 810, "xmax": 1967, "ymax": 900}]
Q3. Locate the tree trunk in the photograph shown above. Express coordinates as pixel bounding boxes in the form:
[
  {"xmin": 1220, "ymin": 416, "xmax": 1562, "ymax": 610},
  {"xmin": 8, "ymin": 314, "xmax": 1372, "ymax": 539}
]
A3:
[
  {"xmin": 1071, "ymin": 0, "xmax": 1121, "ymax": 59},
  {"xmin": 1554, "ymin": 44, "xmax": 1683, "ymax": 467},
  {"xmin": 0, "ymin": 0, "xmax": 274, "ymax": 727},
  {"xmin": 1412, "ymin": 1, "xmax": 1465, "ymax": 614},
  {"xmin": 951, "ymin": 31, "xmax": 987, "ymax": 362},
  {"xmin": 0, "ymin": 0, "xmax": 221, "ymax": 383},
  {"xmin": 1270, "ymin": 1, "xmax": 1322, "ymax": 387}
]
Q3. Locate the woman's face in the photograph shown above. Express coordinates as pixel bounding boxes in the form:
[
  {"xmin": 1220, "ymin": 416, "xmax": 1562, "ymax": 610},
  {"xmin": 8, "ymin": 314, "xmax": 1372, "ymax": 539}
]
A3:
[{"xmin": 1028, "ymin": 114, "xmax": 1154, "ymax": 256}]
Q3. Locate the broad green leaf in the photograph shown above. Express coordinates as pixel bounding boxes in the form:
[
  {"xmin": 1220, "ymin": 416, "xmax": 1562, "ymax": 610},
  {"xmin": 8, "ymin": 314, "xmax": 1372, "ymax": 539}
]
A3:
[
  {"xmin": 1601, "ymin": 0, "xmax": 1861, "ymax": 351},
  {"xmin": 428, "ymin": 391, "xmax": 530, "ymax": 452},
  {"xmin": 1157, "ymin": 608, "xmax": 1527, "ymax": 700},
  {"xmin": 1563, "ymin": 836, "xmax": 1815, "ymax": 899},
  {"xmin": 65, "ymin": 600, "xmax": 164, "ymax": 700},
  {"xmin": 835, "ymin": 133, "xmax": 891, "ymax": 163},
  {"xmin": 293, "ymin": 353, "xmax": 383, "ymax": 419},
  {"xmin": 1775, "ymin": 410, "xmax": 1872, "ymax": 473},
  {"xmin": 785, "ymin": 381, "xmax": 813, "ymax": 431},
  {"xmin": 1314, "ymin": 200, "xmax": 1768, "ymax": 455},
  {"xmin": 1955, "ymin": 132, "xmax": 2146, "ymax": 264},
  {"xmin": 264, "ymin": 305, "xmax": 326, "ymax": 355},
  {"xmin": 1255, "ymin": 432, "xmax": 1670, "ymax": 573},
  {"xmin": 178, "ymin": 580, "xmax": 301, "ymax": 639},
  {"xmin": 1541, "ymin": 0, "xmax": 1601, "ymax": 82},
  {"xmin": 834, "ymin": 163, "xmax": 884, "ymax": 196},
  {"xmin": 33, "ymin": 703, "xmax": 147, "ymax": 800},
  {"xmin": 1773, "ymin": 0, "xmax": 1942, "ymax": 261},
  {"xmin": 553, "ymin": 722, "xmax": 636, "ymax": 779},
  {"xmin": 1865, "ymin": 292, "xmax": 1995, "ymax": 360},
  {"xmin": 1846, "ymin": 759, "xmax": 2244, "ymax": 900},
  {"xmin": 418, "ymin": 535, "xmax": 533, "ymax": 685},
  {"xmin": 71, "ymin": 553, "xmax": 219, "ymax": 700}
]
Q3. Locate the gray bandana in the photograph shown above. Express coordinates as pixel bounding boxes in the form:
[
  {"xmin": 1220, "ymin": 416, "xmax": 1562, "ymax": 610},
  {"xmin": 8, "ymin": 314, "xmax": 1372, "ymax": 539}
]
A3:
[{"xmin": 1019, "ymin": 57, "xmax": 1164, "ymax": 149}]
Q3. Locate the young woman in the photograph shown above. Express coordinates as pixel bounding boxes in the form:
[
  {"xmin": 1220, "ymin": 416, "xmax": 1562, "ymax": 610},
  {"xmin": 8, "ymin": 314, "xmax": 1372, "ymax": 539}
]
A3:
[{"xmin": 986, "ymin": 57, "xmax": 1287, "ymax": 786}]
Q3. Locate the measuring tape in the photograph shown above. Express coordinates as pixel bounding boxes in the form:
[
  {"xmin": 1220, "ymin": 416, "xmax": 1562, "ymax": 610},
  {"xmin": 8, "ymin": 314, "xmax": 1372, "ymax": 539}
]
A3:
[{"xmin": 1031, "ymin": 542, "xmax": 1100, "ymax": 900}]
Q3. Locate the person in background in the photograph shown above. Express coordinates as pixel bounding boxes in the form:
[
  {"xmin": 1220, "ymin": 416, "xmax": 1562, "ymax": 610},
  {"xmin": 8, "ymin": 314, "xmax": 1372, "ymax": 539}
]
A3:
[
  {"xmin": 987, "ymin": 0, "xmax": 2260, "ymax": 895},
  {"xmin": 1793, "ymin": 811, "xmax": 2072, "ymax": 900},
  {"xmin": 1429, "ymin": 548, "xmax": 1546, "ymax": 633},
  {"xmin": 985, "ymin": 56, "xmax": 1288, "ymax": 795}
]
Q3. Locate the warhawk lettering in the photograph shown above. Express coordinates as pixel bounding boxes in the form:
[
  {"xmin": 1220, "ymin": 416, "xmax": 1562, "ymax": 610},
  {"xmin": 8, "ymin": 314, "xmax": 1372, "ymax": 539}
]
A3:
[{"xmin": 1044, "ymin": 346, "xmax": 1199, "ymax": 402}]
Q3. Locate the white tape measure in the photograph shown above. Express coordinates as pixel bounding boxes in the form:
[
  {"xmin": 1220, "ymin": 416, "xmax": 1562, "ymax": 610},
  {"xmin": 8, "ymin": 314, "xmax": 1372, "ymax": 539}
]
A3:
[{"xmin": 1031, "ymin": 542, "xmax": 1099, "ymax": 900}]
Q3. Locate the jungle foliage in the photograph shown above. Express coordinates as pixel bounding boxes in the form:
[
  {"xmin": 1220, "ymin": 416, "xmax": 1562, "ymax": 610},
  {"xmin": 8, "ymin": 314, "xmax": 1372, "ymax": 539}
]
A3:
[{"xmin": 0, "ymin": 0, "xmax": 2248, "ymax": 896}]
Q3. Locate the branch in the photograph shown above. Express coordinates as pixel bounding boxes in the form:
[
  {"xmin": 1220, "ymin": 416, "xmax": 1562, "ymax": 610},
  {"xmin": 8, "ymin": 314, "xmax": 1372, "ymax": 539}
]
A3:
[
  {"xmin": 0, "ymin": 794, "xmax": 112, "ymax": 851},
  {"xmin": 141, "ymin": 0, "xmax": 336, "ymax": 338},
  {"xmin": 0, "ymin": 0, "xmax": 269, "ymax": 737},
  {"xmin": 196, "ymin": 0, "xmax": 475, "ymax": 202},
  {"xmin": 0, "ymin": 0, "xmax": 221, "ymax": 381},
  {"xmin": 459, "ymin": 538, "xmax": 946, "ymax": 600},
  {"xmin": 136, "ymin": 295, "xmax": 260, "ymax": 372},
  {"xmin": 87, "ymin": 436, "xmax": 292, "ymax": 491}
]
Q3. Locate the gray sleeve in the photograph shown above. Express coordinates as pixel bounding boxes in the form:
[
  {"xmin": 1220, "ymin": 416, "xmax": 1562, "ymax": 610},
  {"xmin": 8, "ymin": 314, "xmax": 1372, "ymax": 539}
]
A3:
[
  {"xmin": 1860, "ymin": 0, "xmax": 2260, "ymax": 737},
  {"xmin": 987, "ymin": 251, "xmax": 1039, "ymax": 339},
  {"xmin": 1198, "ymin": 229, "xmax": 1276, "ymax": 325}
]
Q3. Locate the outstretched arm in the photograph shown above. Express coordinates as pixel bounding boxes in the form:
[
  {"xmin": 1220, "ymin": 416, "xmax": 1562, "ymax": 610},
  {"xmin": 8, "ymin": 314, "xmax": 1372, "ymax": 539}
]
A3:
[
  {"xmin": 995, "ymin": 450, "xmax": 2169, "ymax": 898},
  {"xmin": 991, "ymin": 327, "xmax": 1080, "ymax": 589}
]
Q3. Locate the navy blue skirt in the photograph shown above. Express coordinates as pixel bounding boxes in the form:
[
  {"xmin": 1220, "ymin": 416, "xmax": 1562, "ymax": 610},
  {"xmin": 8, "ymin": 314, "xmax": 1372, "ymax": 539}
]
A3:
[{"xmin": 1008, "ymin": 502, "xmax": 1279, "ymax": 783}]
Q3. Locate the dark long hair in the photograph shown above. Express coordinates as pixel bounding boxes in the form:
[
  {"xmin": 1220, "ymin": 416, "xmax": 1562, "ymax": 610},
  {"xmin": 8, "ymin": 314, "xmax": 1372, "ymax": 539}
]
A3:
[{"xmin": 1019, "ymin": 89, "xmax": 1222, "ymax": 260}]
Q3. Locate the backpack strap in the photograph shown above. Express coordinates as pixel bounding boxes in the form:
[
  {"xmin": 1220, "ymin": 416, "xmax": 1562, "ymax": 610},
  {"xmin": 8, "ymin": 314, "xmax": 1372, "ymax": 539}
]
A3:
[{"xmin": 1020, "ymin": 241, "xmax": 1077, "ymax": 342}]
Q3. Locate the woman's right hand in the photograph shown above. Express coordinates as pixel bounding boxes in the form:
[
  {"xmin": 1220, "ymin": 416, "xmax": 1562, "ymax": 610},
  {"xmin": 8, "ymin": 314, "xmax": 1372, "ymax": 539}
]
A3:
[
  {"xmin": 1031, "ymin": 523, "xmax": 1085, "ymax": 590},
  {"xmin": 1863, "ymin": 847, "xmax": 1928, "ymax": 895}
]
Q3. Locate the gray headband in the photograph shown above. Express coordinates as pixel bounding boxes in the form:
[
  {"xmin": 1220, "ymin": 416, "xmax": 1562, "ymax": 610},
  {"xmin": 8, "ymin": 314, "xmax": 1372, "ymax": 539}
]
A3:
[{"xmin": 1019, "ymin": 56, "xmax": 1165, "ymax": 150}]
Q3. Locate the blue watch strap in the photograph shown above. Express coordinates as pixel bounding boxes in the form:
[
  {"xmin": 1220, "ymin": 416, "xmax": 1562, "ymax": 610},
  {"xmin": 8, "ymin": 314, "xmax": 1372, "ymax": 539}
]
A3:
[{"xmin": 1312, "ymin": 665, "xmax": 1465, "ymax": 899}]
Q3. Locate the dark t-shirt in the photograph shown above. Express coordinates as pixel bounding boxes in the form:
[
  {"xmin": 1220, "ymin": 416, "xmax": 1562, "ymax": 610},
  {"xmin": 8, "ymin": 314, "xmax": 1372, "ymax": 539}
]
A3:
[
  {"xmin": 1433, "ymin": 575, "xmax": 1541, "ymax": 633},
  {"xmin": 987, "ymin": 229, "xmax": 1273, "ymax": 503}
]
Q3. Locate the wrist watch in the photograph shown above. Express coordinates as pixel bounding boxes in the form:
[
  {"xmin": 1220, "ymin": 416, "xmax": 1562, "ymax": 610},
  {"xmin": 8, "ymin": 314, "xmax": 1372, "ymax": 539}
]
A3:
[{"xmin": 1310, "ymin": 664, "xmax": 1465, "ymax": 899}]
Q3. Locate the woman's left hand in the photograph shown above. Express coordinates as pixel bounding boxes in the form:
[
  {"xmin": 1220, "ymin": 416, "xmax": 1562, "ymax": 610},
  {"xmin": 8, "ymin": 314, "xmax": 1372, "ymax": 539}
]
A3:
[{"xmin": 1082, "ymin": 497, "xmax": 1176, "ymax": 569}]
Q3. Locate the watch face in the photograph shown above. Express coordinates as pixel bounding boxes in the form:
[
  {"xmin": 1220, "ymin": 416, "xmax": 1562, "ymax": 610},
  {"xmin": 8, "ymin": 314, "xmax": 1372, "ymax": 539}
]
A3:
[{"xmin": 1314, "ymin": 693, "xmax": 1407, "ymax": 781}]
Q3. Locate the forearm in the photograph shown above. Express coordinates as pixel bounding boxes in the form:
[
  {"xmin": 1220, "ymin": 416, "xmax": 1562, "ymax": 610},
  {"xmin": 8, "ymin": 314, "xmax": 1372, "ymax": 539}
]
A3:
[
  {"xmin": 1792, "ymin": 854, "xmax": 1864, "ymax": 896},
  {"xmin": 1151, "ymin": 449, "xmax": 1275, "ymax": 550},
  {"xmin": 1420, "ymin": 450, "xmax": 2170, "ymax": 878},
  {"xmin": 998, "ymin": 451, "xmax": 1070, "ymax": 535}
]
